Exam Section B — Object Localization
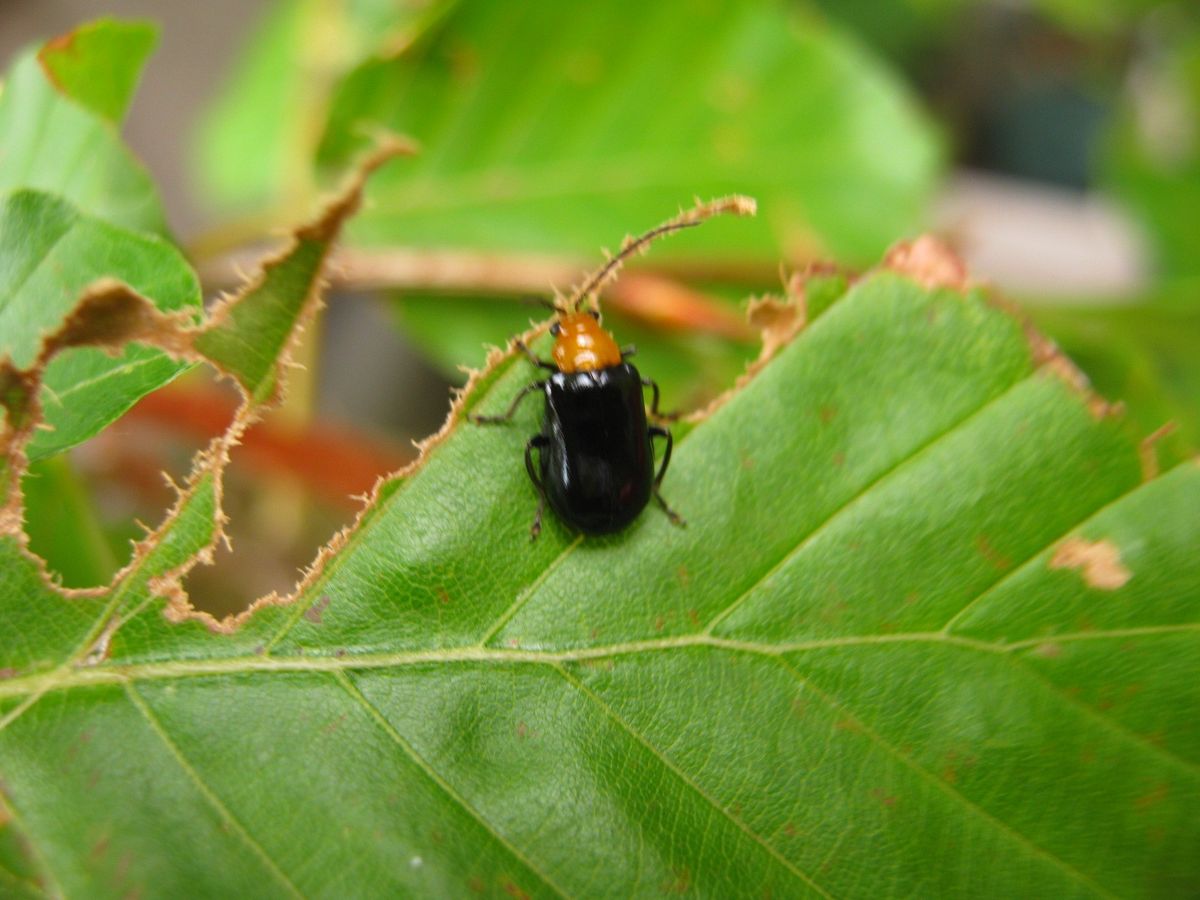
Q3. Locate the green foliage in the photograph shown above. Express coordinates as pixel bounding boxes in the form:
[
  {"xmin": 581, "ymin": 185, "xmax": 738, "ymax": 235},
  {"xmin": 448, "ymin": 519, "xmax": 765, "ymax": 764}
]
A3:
[
  {"xmin": 323, "ymin": 0, "xmax": 939, "ymax": 266},
  {"xmin": 2, "ymin": 10, "xmax": 1199, "ymax": 899},
  {"xmin": 1103, "ymin": 24, "xmax": 1200, "ymax": 280},
  {"xmin": 195, "ymin": 0, "xmax": 447, "ymax": 213},
  {"xmin": 2, "ymin": 268, "xmax": 1199, "ymax": 897},
  {"xmin": 214, "ymin": 0, "xmax": 940, "ymax": 401},
  {"xmin": 21, "ymin": 456, "xmax": 117, "ymax": 590},
  {"xmin": 0, "ymin": 22, "xmax": 198, "ymax": 461},
  {"xmin": 0, "ymin": 22, "xmax": 168, "ymax": 236},
  {"xmin": 0, "ymin": 191, "xmax": 200, "ymax": 461},
  {"xmin": 1030, "ymin": 283, "xmax": 1200, "ymax": 464},
  {"xmin": 35, "ymin": 18, "xmax": 157, "ymax": 126}
]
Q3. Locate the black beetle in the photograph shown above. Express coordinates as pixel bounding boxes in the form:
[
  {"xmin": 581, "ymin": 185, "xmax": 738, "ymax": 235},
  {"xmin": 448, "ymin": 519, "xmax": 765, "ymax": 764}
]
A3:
[{"xmin": 469, "ymin": 197, "xmax": 755, "ymax": 539}]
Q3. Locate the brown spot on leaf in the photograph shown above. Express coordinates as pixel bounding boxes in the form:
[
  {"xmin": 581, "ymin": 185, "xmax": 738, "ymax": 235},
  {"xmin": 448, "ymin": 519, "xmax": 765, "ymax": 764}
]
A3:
[
  {"xmin": 303, "ymin": 594, "xmax": 332, "ymax": 624},
  {"xmin": 90, "ymin": 833, "xmax": 110, "ymax": 861},
  {"xmin": 677, "ymin": 566, "xmax": 691, "ymax": 588},
  {"xmin": 870, "ymin": 788, "xmax": 898, "ymax": 808},
  {"xmin": 501, "ymin": 879, "xmax": 530, "ymax": 900},
  {"xmin": 1050, "ymin": 538, "xmax": 1131, "ymax": 590},
  {"xmin": 467, "ymin": 876, "xmax": 486, "ymax": 894},
  {"xmin": 1138, "ymin": 423, "xmax": 1178, "ymax": 481},
  {"xmin": 831, "ymin": 451, "xmax": 845, "ymax": 467},
  {"xmin": 1031, "ymin": 642, "xmax": 1062, "ymax": 659},
  {"xmin": 783, "ymin": 821, "xmax": 798, "ymax": 837},
  {"xmin": 1134, "ymin": 783, "xmax": 1169, "ymax": 810},
  {"xmin": 436, "ymin": 587, "xmax": 451, "ymax": 606},
  {"xmin": 661, "ymin": 867, "xmax": 691, "ymax": 894},
  {"xmin": 686, "ymin": 608, "xmax": 700, "ymax": 627},
  {"xmin": 975, "ymin": 536, "xmax": 1011, "ymax": 571},
  {"xmin": 819, "ymin": 405, "xmax": 837, "ymax": 424}
]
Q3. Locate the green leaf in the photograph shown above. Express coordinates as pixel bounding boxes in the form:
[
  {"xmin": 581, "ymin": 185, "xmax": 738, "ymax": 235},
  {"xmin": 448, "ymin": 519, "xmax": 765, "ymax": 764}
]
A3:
[
  {"xmin": 35, "ymin": 19, "xmax": 157, "ymax": 126},
  {"xmin": 1101, "ymin": 23, "xmax": 1200, "ymax": 280},
  {"xmin": 0, "ymin": 21, "xmax": 168, "ymax": 236},
  {"xmin": 21, "ymin": 456, "xmax": 118, "ymax": 589},
  {"xmin": 321, "ymin": 0, "xmax": 940, "ymax": 267},
  {"xmin": 195, "ymin": 0, "xmax": 446, "ymax": 213},
  {"xmin": 1030, "ymin": 283, "xmax": 1200, "ymax": 466},
  {"xmin": 2, "ymin": 270, "xmax": 1197, "ymax": 897},
  {"xmin": 0, "ymin": 190, "xmax": 200, "ymax": 461}
]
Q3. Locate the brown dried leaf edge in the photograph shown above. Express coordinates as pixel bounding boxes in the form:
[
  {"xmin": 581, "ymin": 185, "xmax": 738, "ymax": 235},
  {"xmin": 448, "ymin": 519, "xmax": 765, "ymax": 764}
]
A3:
[{"xmin": 0, "ymin": 198, "xmax": 1122, "ymax": 635}]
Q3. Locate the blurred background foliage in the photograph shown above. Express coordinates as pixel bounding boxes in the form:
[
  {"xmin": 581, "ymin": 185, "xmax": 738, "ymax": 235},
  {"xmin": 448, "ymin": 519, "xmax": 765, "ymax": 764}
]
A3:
[{"xmin": 3, "ymin": 0, "xmax": 1197, "ymax": 612}]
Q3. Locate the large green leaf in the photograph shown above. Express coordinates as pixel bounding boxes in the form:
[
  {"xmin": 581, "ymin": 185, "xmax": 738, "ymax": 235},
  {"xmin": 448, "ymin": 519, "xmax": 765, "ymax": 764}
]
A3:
[
  {"xmin": 320, "ymin": 0, "xmax": 939, "ymax": 267},
  {"xmin": 0, "ymin": 21, "xmax": 168, "ymax": 237},
  {"xmin": 0, "ymin": 190, "xmax": 200, "ymax": 461},
  {"xmin": 1, "ymin": 264, "xmax": 1196, "ymax": 897},
  {"xmin": 195, "ymin": 0, "xmax": 448, "ymax": 214}
]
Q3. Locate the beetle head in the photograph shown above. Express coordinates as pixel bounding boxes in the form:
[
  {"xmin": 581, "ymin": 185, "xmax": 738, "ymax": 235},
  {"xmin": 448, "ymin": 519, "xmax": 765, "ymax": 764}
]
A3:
[{"xmin": 550, "ymin": 310, "xmax": 621, "ymax": 373}]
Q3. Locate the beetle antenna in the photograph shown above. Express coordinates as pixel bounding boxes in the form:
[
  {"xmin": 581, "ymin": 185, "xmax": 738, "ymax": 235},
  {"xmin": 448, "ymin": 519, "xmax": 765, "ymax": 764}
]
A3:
[
  {"xmin": 518, "ymin": 295, "xmax": 562, "ymax": 313},
  {"xmin": 568, "ymin": 195, "xmax": 757, "ymax": 311}
]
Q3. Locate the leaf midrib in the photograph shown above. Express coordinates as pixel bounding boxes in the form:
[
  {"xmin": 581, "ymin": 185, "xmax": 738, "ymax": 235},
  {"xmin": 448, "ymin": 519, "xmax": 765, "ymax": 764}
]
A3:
[
  {"xmin": 7, "ymin": 628, "xmax": 1198, "ymax": 899},
  {"xmin": 3, "ymin": 624, "xmax": 1196, "ymax": 696}
]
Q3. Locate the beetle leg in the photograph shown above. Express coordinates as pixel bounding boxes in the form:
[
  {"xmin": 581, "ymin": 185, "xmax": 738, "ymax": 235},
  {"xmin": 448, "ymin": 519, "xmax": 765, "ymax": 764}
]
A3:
[
  {"xmin": 620, "ymin": 344, "xmax": 637, "ymax": 359},
  {"xmin": 649, "ymin": 425, "xmax": 673, "ymax": 485},
  {"xmin": 653, "ymin": 490, "xmax": 686, "ymax": 528},
  {"xmin": 641, "ymin": 377, "xmax": 679, "ymax": 421},
  {"xmin": 515, "ymin": 339, "xmax": 558, "ymax": 371},
  {"xmin": 524, "ymin": 434, "xmax": 550, "ymax": 541},
  {"xmin": 469, "ymin": 380, "xmax": 546, "ymax": 424},
  {"xmin": 649, "ymin": 426, "xmax": 686, "ymax": 527}
]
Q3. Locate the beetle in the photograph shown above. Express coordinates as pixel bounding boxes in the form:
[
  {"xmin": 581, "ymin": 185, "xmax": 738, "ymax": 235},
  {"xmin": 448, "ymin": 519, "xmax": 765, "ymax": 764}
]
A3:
[{"xmin": 469, "ymin": 198, "xmax": 753, "ymax": 539}]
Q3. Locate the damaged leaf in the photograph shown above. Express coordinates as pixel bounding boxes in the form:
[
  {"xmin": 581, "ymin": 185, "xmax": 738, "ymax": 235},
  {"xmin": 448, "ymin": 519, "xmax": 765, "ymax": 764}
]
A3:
[
  {"xmin": 0, "ymin": 190, "xmax": 200, "ymax": 462},
  {"xmin": 0, "ymin": 226, "xmax": 1197, "ymax": 898}
]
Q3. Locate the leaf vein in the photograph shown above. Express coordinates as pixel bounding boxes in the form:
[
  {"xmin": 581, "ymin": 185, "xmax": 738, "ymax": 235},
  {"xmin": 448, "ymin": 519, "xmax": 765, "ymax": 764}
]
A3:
[
  {"xmin": 557, "ymin": 664, "xmax": 834, "ymax": 898},
  {"xmin": 331, "ymin": 670, "xmax": 572, "ymax": 899},
  {"xmin": 769, "ymin": 656, "xmax": 1119, "ymax": 899},
  {"xmin": 122, "ymin": 683, "xmax": 305, "ymax": 900},
  {"xmin": 704, "ymin": 373, "xmax": 1037, "ymax": 635}
]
